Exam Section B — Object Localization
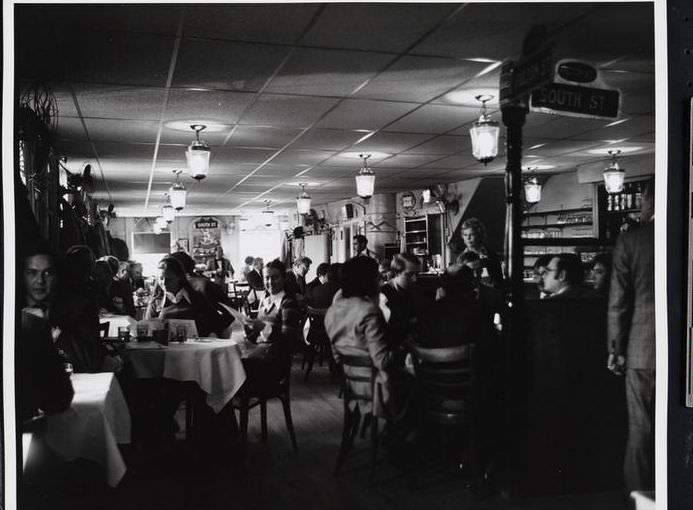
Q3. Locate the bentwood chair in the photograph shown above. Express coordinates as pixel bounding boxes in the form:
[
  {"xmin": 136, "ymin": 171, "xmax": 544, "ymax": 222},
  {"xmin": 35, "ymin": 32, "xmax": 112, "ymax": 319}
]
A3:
[
  {"xmin": 301, "ymin": 306, "xmax": 333, "ymax": 381},
  {"xmin": 407, "ymin": 342, "xmax": 478, "ymax": 475},
  {"xmin": 334, "ymin": 354, "xmax": 379, "ymax": 485},
  {"xmin": 233, "ymin": 352, "xmax": 298, "ymax": 461}
]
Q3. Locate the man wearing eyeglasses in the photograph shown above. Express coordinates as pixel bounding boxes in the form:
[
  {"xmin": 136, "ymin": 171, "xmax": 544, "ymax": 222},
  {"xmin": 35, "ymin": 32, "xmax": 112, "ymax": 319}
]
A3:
[{"xmin": 541, "ymin": 253, "xmax": 587, "ymax": 299}]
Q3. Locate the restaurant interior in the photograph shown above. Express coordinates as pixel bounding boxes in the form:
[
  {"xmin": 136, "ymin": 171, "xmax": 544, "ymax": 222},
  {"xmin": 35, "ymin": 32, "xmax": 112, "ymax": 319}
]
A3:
[{"xmin": 9, "ymin": 2, "xmax": 659, "ymax": 510}]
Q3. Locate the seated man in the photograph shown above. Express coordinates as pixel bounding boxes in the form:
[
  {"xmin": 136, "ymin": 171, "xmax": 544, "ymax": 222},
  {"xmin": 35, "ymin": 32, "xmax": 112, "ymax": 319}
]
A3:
[
  {"xmin": 306, "ymin": 264, "xmax": 339, "ymax": 309},
  {"xmin": 542, "ymin": 253, "xmax": 592, "ymax": 299},
  {"xmin": 380, "ymin": 253, "xmax": 430, "ymax": 350},
  {"xmin": 111, "ymin": 260, "xmax": 136, "ymax": 317},
  {"xmin": 285, "ymin": 256, "xmax": 312, "ymax": 297},
  {"xmin": 23, "ymin": 246, "xmax": 107, "ymax": 373}
]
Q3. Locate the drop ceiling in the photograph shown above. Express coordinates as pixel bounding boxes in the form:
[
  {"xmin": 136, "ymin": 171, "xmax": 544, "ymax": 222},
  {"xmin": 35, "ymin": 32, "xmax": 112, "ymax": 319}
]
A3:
[{"xmin": 13, "ymin": 2, "xmax": 655, "ymax": 217}]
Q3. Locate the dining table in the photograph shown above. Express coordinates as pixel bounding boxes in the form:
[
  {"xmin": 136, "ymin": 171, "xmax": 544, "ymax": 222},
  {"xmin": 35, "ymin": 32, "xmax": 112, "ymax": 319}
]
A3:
[
  {"xmin": 43, "ymin": 372, "xmax": 131, "ymax": 487},
  {"xmin": 122, "ymin": 328, "xmax": 248, "ymax": 413}
]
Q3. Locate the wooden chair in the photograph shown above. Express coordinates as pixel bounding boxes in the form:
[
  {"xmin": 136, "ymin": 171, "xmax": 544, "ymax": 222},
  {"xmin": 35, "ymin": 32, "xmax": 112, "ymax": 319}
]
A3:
[
  {"xmin": 301, "ymin": 306, "xmax": 332, "ymax": 381},
  {"xmin": 334, "ymin": 353, "xmax": 379, "ymax": 485},
  {"xmin": 407, "ymin": 342, "xmax": 478, "ymax": 475},
  {"xmin": 233, "ymin": 354, "xmax": 298, "ymax": 460}
]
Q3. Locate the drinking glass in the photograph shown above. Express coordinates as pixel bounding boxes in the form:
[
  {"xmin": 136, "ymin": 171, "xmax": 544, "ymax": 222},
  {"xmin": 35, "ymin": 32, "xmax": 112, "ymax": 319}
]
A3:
[{"xmin": 117, "ymin": 326, "xmax": 131, "ymax": 342}]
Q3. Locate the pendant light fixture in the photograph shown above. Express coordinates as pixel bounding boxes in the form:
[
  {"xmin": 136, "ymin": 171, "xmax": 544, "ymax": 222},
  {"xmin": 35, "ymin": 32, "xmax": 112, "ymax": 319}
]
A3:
[
  {"xmin": 186, "ymin": 124, "xmax": 211, "ymax": 180},
  {"xmin": 169, "ymin": 169, "xmax": 186, "ymax": 211},
  {"xmin": 524, "ymin": 168, "xmax": 542, "ymax": 204},
  {"xmin": 603, "ymin": 149, "xmax": 626, "ymax": 193},
  {"xmin": 296, "ymin": 183, "xmax": 311, "ymax": 215},
  {"xmin": 262, "ymin": 200, "xmax": 275, "ymax": 227},
  {"xmin": 355, "ymin": 153, "xmax": 375, "ymax": 199},
  {"xmin": 469, "ymin": 95, "xmax": 500, "ymax": 165},
  {"xmin": 162, "ymin": 201, "xmax": 175, "ymax": 223}
]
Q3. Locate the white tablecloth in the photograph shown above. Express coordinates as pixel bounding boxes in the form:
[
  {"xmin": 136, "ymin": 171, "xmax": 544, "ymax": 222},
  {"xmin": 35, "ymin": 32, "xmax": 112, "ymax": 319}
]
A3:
[
  {"xmin": 124, "ymin": 333, "xmax": 247, "ymax": 413},
  {"xmin": 44, "ymin": 373, "xmax": 131, "ymax": 487},
  {"xmin": 99, "ymin": 314, "xmax": 136, "ymax": 337}
]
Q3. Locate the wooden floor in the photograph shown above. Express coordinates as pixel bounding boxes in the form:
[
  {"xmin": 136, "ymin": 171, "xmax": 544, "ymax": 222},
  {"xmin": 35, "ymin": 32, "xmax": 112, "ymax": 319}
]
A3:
[{"xmin": 24, "ymin": 359, "xmax": 626, "ymax": 510}]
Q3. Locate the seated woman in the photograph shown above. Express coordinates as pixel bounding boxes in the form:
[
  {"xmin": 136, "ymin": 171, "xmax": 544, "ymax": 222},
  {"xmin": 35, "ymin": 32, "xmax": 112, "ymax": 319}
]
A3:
[
  {"xmin": 590, "ymin": 252, "xmax": 612, "ymax": 297},
  {"xmin": 325, "ymin": 257, "xmax": 395, "ymax": 419},
  {"xmin": 145, "ymin": 256, "xmax": 232, "ymax": 337},
  {"xmin": 242, "ymin": 259, "xmax": 302, "ymax": 388}
]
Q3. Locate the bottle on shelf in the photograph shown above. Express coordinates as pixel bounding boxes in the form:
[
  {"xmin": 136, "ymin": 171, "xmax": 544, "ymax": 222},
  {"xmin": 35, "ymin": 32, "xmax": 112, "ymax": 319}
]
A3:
[{"xmin": 635, "ymin": 183, "xmax": 643, "ymax": 209}]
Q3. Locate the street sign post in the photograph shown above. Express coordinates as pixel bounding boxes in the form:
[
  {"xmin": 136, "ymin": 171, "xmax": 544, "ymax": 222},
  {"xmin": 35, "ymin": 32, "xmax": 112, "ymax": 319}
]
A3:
[
  {"xmin": 530, "ymin": 82, "xmax": 620, "ymax": 119},
  {"xmin": 508, "ymin": 44, "xmax": 555, "ymax": 101}
]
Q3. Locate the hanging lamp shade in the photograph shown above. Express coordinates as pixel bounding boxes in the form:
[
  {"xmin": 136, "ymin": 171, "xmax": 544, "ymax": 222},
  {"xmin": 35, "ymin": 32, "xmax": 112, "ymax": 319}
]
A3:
[
  {"xmin": 162, "ymin": 203, "xmax": 175, "ymax": 223},
  {"xmin": 296, "ymin": 183, "xmax": 311, "ymax": 215},
  {"xmin": 603, "ymin": 150, "xmax": 626, "ymax": 193},
  {"xmin": 186, "ymin": 124, "xmax": 211, "ymax": 180},
  {"xmin": 524, "ymin": 176, "xmax": 542, "ymax": 203},
  {"xmin": 169, "ymin": 170, "xmax": 186, "ymax": 211},
  {"xmin": 355, "ymin": 153, "xmax": 375, "ymax": 199},
  {"xmin": 469, "ymin": 95, "xmax": 499, "ymax": 165},
  {"xmin": 262, "ymin": 200, "xmax": 274, "ymax": 227}
]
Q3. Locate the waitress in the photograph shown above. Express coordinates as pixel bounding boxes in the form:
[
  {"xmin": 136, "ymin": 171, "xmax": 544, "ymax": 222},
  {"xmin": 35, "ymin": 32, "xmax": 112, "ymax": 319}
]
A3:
[{"xmin": 460, "ymin": 217, "xmax": 504, "ymax": 288}]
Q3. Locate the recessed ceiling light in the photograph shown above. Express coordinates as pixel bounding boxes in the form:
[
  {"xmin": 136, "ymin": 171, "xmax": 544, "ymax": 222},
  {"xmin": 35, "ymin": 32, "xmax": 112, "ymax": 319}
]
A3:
[
  {"xmin": 522, "ymin": 164, "xmax": 555, "ymax": 171},
  {"xmin": 339, "ymin": 151, "xmax": 391, "ymax": 161},
  {"xmin": 165, "ymin": 120, "xmax": 230, "ymax": 132},
  {"xmin": 445, "ymin": 89, "xmax": 499, "ymax": 106},
  {"xmin": 586, "ymin": 146, "xmax": 644, "ymax": 155}
]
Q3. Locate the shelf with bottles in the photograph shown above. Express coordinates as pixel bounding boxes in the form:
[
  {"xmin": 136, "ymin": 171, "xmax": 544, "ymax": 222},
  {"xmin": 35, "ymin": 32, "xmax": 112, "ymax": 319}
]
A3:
[{"xmin": 597, "ymin": 179, "xmax": 649, "ymax": 243}]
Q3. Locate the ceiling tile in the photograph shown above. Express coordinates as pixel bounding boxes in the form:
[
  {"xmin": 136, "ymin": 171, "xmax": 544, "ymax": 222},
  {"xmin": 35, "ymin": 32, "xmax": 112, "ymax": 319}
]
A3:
[
  {"xmin": 268, "ymin": 149, "xmax": 337, "ymax": 166},
  {"xmin": 72, "ymin": 85, "xmax": 167, "ymax": 121},
  {"xmin": 240, "ymin": 94, "xmax": 338, "ymax": 127},
  {"xmin": 422, "ymin": 155, "xmax": 478, "ymax": 169},
  {"xmin": 376, "ymin": 154, "xmax": 443, "ymax": 168},
  {"xmin": 254, "ymin": 163, "xmax": 311, "ymax": 177},
  {"xmin": 289, "ymin": 129, "xmax": 365, "ymax": 151},
  {"xmin": 164, "ymin": 89, "xmax": 256, "ymax": 124},
  {"xmin": 213, "ymin": 147, "xmax": 278, "ymax": 165},
  {"xmin": 353, "ymin": 56, "xmax": 488, "ymax": 103},
  {"xmin": 159, "ymin": 126, "xmax": 233, "ymax": 145},
  {"xmin": 352, "ymin": 131, "xmax": 434, "ymax": 154},
  {"xmin": 66, "ymin": 32, "xmax": 176, "ymax": 87},
  {"xmin": 301, "ymin": 3, "xmax": 457, "ymax": 53},
  {"xmin": 384, "ymin": 104, "xmax": 477, "ymax": 134},
  {"xmin": 173, "ymin": 40, "xmax": 290, "ymax": 91},
  {"xmin": 54, "ymin": 117, "xmax": 89, "ymax": 142},
  {"xmin": 84, "ymin": 118, "xmax": 161, "ymax": 144},
  {"xmin": 413, "ymin": 3, "xmax": 594, "ymax": 60},
  {"xmin": 184, "ymin": 4, "xmax": 320, "ymax": 44},
  {"xmin": 227, "ymin": 126, "xmax": 305, "ymax": 149},
  {"xmin": 315, "ymin": 99, "xmax": 418, "ymax": 130},
  {"xmin": 403, "ymin": 135, "xmax": 471, "ymax": 155},
  {"xmin": 265, "ymin": 48, "xmax": 393, "ymax": 97}
]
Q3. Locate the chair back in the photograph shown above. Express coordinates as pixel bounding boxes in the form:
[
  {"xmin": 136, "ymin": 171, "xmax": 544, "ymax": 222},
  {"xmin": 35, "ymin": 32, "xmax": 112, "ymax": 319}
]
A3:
[
  {"xmin": 306, "ymin": 306, "xmax": 328, "ymax": 336},
  {"xmin": 339, "ymin": 354, "xmax": 376, "ymax": 404},
  {"xmin": 98, "ymin": 321, "xmax": 110, "ymax": 339},
  {"xmin": 408, "ymin": 342, "xmax": 476, "ymax": 425}
]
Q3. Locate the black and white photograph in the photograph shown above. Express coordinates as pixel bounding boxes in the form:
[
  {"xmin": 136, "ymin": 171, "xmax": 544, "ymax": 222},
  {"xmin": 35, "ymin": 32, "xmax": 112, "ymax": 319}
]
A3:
[{"xmin": 4, "ymin": 1, "xmax": 676, "ymax": 510}]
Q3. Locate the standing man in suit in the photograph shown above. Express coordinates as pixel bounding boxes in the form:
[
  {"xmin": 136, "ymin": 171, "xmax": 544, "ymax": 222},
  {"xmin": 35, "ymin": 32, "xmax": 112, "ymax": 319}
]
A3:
[{"xmin": 607, "ymin": 178, "xmax": 655, "ymax": 496}]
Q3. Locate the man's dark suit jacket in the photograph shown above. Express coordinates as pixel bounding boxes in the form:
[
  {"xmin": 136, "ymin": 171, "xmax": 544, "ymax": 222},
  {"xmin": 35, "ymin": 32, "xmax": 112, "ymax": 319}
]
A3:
[
  {"xmin": 246, "ymin": 269, "xmax": 264, "ymax": 291},
  {"xmin": 608, "ymin": 220, "xmax": 655, "ymax": 369}
]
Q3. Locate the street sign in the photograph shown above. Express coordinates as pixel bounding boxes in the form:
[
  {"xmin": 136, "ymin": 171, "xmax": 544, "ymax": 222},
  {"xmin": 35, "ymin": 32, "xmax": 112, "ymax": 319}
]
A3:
[
  {"xmin": 509, "ymin": 44, "xmax": 555, "ymax": 100},
  {"xmin": 530, "ymin": 82, "xmax": 620, "ymax": 119}
]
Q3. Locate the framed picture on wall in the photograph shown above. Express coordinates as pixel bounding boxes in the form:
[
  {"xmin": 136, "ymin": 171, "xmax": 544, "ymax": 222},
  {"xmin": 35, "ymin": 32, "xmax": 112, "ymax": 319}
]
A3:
[{"xmin": 178, "ymin": 238, "xmax": 189, "ymax": 253}]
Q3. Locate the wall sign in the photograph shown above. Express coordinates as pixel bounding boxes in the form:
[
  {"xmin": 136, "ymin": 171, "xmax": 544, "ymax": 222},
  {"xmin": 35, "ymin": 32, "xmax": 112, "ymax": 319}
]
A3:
[
  {"xmin": 401, "ymin": 192, "xmax": 417, "ymax": 212},
  {"xmin": 194, "ymin": 217, "xmax": 218, "ymax": 229}
]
